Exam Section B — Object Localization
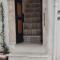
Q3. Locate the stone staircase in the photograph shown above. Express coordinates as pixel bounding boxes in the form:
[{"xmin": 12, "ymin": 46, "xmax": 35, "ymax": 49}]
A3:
[{"xmin": 23, "ymin": 0, "xmax": 42, "ymax": 44}]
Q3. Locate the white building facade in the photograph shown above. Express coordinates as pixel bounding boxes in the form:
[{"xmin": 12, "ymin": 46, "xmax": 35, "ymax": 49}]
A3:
[{"xmin": 0, "ymin": 0, "xmax": 60, "ymax": 60}]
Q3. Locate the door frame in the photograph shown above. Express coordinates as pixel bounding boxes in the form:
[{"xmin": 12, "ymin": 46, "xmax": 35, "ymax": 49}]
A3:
[
  {"xmin": 2, "ymin": 0, "xmax": 55, "ymax": 60},
  {"xmin": 53, "ymin": 0, "xmax": 60, "ymax": 60}
]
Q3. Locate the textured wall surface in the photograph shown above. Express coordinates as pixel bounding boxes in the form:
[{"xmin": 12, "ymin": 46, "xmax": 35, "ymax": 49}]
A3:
[
  {"xmin": 0, "ymin": 3, "xmax": 2, "ymax": 48},
  {"xmin": 7, "ymin": 0, "xmax": 16, "ymax": 44}
]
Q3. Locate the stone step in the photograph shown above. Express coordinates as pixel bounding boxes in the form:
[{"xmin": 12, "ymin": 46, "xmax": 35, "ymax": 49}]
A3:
[
  {"xmin": 26, "ymin": 2, "xmax": 41, "ymax": 4},
  {"xmin": 25, "ymin": 11, "xmax": 41, "ymax": 15},
  {"xmin": 25, "ymin": 8, "xmax": 41, "ymax": 12},
  {"xmin": 25, "ymin": 8, "xmax": 41, "ymax": 13},
  {"xmin": 25, "ymin": 13, "xmax": 41, "ymax": 17},
  {"xmin": 9, "ymin": 56, "xmax": 47, "ymax": 60},
  {"xmin": 26, "ymin": 3, "xmax": 41, "ymax": 8},
  {"xmin": 24, "ymin": 18, "xmax": 41, "ymax": 23},
  {"xmin": 25, "ymin": 1, "xmax": 41, "ymax": 9},
  {"xmin": 25, "ymin": 7, "xmax": 41, "ymax": 9},
  {"xmin": 24, "ymin": 17, "xmax": 41, "ymax": 20},
  {"xmin": 23, "ymin": 29, "xmax": 42, "ymax": 35},
  {"xmin": 24, "ymin": 36, "xmax": 42, "ymax": 43},
  {"xmin": 23, "ymin": 23, "xmax": 42, "ymax": 29},
  {"xmin": 11, "ymin": 43, "xmax": 46, "ymax": 54},
  {"xmin": 26, "ymin": 0, "xmax": 41, "ymax": 3}
]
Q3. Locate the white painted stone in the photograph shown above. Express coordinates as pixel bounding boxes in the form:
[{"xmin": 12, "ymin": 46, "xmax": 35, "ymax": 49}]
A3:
[{"xmin": 2, "ymin": 0, "xmax": 56, "ymax": 60}]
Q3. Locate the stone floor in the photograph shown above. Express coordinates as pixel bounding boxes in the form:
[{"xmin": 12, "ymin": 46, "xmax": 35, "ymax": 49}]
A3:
[
  {"xmin": 8, "ymin": 43, "xmax": 48, "ymax": 60},
  {"xmin": 10, "ymin": 42, "xmax": 47, "ymax": 56}
]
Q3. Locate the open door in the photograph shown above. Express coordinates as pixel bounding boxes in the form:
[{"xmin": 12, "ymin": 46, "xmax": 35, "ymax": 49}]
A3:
[
  {"xmin": 15, "ymin": 0, "xmax": 24, "ymax": 43},
  {"xmin": 15, "ymin": 0, "xmax": 43, "ymax": 44}
]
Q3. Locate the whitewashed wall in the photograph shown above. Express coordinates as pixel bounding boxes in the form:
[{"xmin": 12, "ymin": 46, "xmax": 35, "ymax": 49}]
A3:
[
  {"xmin": 2, "ymin": 0, "xmax": 16, "ymax": 52},
  {"xmin": 2, "ymin": 0, "xmax": 10, "ymax": 50},
  {"xmin": 2, "ymin": 0, "xmax": 56, "ymax": 60}
]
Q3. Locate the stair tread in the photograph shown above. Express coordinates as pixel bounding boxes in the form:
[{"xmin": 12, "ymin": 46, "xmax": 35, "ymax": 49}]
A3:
[{"xmin": 24, "ymin": 22, "xmax": 41, "ymax": 25}]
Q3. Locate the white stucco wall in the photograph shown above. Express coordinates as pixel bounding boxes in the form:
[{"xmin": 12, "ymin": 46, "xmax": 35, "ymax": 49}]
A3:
[
  {"xmin": 2, "ymin": 0, "xmax": 10, "ymax": 49},
  {"xmin": 2, "ymin": 0, "xmax": 16, "ymax": 53},
  {"xmin": 2, "ymin": 0, "xmax": 56, "ymax": 60}
]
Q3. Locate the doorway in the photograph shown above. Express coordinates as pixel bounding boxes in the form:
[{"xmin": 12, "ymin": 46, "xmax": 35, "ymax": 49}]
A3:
[{"xmin": 15, "ymin": 0, "xmax": 43, "ymax": 44}]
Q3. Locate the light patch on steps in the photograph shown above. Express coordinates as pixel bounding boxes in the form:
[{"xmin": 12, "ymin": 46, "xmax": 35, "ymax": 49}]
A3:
[
  {"xmin": 10, "ymin": 43, "xmax": 47, "ymax": 56},
  {"xmin": 7, "ymin": 53, "xmax": 48, "ymax": 58},
  {"xmin": 9, "ymin": 57, "xmax": 47, "ymax": 60}
]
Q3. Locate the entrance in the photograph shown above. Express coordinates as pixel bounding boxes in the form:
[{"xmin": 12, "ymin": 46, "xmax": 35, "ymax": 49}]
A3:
[
  {"xmin": 15, "ymin": 0, "xmax": 43, "ymax": 44},
  {"xmin": 2, "ymin": 0, "xmax": 54, "ymax": 59}
]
